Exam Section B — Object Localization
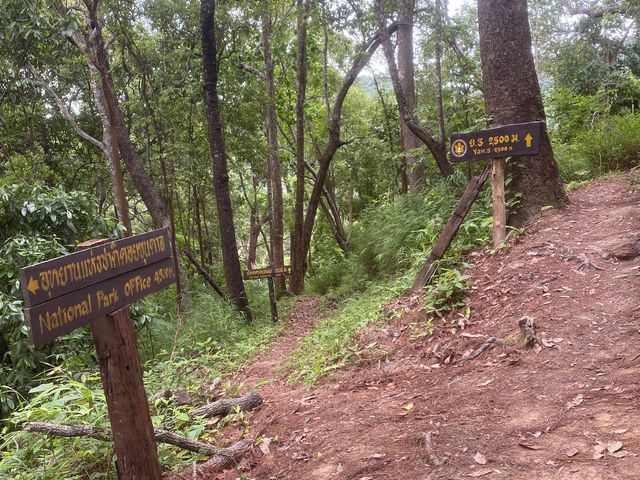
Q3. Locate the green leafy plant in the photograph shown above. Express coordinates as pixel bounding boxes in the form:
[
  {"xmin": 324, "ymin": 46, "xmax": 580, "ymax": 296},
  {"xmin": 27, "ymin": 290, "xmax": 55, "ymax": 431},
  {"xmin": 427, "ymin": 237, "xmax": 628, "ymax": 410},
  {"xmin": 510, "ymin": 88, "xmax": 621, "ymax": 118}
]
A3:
[{"xmin": 424, "ymin": 268, "xmax": 471, "ymax": 318}]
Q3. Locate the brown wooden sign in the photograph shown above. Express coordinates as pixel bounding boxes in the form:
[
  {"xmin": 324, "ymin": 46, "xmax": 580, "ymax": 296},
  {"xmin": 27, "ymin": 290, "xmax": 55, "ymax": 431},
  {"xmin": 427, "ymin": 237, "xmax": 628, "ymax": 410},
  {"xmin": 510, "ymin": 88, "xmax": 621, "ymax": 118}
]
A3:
[
  {"xmin": 20, "ymin": 229, "xmax": 176, "ymax": 347},
  {"xmin": 243, "ymin": 265, "xmax": 291, "ymax": 280},
  {"xmin": 24, "ymin": 257, "xmax": 175, "ymax": 347},
  {"xmin": 450, "ymin": 121, "xmax": 543, "ymax": 163},
  {"xmin": 20, "ymin": 228, "xmax": 171, "ymax": 307}
]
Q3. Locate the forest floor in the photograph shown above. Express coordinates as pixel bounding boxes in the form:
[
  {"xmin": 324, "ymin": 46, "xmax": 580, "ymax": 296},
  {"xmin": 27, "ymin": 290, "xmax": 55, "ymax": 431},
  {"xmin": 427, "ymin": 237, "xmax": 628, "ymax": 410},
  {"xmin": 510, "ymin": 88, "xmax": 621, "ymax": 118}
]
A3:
[{"xmin": 196, "ymin": 173, "xmax": 639, "ymax": 480}]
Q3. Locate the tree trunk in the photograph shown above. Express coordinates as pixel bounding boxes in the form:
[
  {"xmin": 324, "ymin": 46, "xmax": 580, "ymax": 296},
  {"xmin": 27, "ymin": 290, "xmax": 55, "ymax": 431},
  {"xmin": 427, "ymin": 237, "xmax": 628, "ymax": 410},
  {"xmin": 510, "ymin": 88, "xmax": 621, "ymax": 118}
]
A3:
[
  {"xmin": 301, "ymin": 22, "xmax": 400, "ymax": 272},
  {"xmin": 261, "ymin": 4, "xmax": 286, "ymax": 294},
  {"xmin": 477, "ymin": 0, "xmax": 566, "ymax": 225},
  {"xmin": 397, "ymin": 0, "xmax": 425, "ymax": 188},
  {"xmin": 201, "ymin": 0, "xmax": 252, "ymax": 321},
  {"xmin": 434, "ymin": 0, "xmax": 447, "ymax": 157},
  {"xmin": 375, "ymin": 0, "xmax": 454, "ymax": 178},
  {"xmin": 290, "ymin": 0, "xmax": 310, "ymax": 295}
]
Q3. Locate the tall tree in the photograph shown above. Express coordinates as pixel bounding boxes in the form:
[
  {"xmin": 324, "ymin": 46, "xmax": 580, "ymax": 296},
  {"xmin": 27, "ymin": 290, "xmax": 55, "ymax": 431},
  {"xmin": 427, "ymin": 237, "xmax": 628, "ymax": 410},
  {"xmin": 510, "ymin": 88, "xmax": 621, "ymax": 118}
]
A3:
[
  {"xmin": 374, "ymin": 0, "xmax": 454, "ymax": 177},
  {"xmin": 201, "ymin": 0, "xmax": 252, "ymax": 320},
  {"xmin": 290, "ymin": 0, "xmax": 310, "ymax": 295},
  {"xmin": 396, "ymin": 0, "xmax": 425, "ymax": 189},
  {"xmin": 477, "ymin": 0, "xmax": 567, "ymax": 224},
  {"xmin": 261, "ymin": 2, "xmax": 285, "ymax": 294}
]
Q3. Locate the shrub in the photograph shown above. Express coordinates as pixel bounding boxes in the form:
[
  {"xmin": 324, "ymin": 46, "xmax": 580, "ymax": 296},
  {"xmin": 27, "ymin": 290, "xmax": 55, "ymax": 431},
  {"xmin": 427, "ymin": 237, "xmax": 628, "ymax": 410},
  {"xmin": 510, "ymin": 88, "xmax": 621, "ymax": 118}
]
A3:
[{"xmin": 574, "ymin": 112, "xmax": 640, "ymax": 174}]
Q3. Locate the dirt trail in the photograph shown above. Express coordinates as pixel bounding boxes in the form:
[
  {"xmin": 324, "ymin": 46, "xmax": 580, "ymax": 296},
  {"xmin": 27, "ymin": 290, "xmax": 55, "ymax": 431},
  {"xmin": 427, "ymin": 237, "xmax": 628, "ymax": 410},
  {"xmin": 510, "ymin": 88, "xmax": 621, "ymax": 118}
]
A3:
[{"xmin": 214, "ymin": 175, "xmax": 640, "ymax": 480}]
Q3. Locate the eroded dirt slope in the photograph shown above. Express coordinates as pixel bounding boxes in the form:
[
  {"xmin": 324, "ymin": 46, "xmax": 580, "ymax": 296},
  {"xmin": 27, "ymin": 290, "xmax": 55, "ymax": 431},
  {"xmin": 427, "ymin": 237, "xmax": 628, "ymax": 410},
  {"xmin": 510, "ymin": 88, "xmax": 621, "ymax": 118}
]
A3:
[{"xmin": 210, "ymin": 174, "xmax": 640, "ymax": 480}]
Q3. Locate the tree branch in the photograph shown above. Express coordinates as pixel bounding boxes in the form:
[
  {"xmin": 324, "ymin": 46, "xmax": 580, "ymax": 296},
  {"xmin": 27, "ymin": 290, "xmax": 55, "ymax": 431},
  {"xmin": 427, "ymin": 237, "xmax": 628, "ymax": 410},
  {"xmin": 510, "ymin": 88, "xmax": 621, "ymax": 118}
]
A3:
[
  {"xmin": 29, "ymin": 67, "xmax": 107, "ymax": 155},
  {"xmin": 374, "ymin": 0, "xmax": 453, "ymax": 177},
  {"xmin": 23, "ymin": 422, "xmax": 220, "ymax": 455},
  {"xmin": 191, "ymin": 391, "xmax": 263, "ymax": 418}
]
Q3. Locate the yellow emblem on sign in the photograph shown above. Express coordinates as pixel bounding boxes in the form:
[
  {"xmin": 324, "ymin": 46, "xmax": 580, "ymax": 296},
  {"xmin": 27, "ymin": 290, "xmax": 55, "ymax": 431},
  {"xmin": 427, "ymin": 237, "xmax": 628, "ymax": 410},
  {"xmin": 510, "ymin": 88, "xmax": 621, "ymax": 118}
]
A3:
[{"xmin": 451, "ymin": 139, "xmax": 468, "ymax": 158}]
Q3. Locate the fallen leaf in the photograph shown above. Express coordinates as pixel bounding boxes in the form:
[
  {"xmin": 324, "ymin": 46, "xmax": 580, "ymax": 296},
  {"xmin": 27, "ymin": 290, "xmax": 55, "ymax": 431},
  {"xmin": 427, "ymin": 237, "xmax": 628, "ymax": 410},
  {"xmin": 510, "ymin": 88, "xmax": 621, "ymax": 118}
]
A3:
[
  {"xmin": 566, "ymin": 394, "xmax": 584, "ymax": 409},
  {"xmin": 565, "ymin": 447, "xmax": 579, "ymax": 457},
  {"xmin": 607, "ymin": 441, "xmax": 623, "ymax": 454},
  {"xmin": 473, "ymin": 452, "xmax": 487, "ymax": 465},
  {"xmin": 610, "ymin": 450, "xmax": 629, "ymax": 458},
  {"xmin": 541, "ymin": 338, "xmax": 555, "ymax": 348},
  {"xmin": 258, "ymin": 438, "xmax": 271, "ymax": 455},
  {"xmin": 613, "ymin": 428, "xmax": 628, "ymax": 435},
  {"xmin": 404, "ymin": 402, "xmax": 414, "ymax": 411},
  {"xmin": 467, "ymin": 468, "xmax": 493, "ymax": 477},
  {"xmin": 593, "ymin": 443, "xmax": 607, "ymax": 455},
  {"xmin": 518, "ymin": 442, "xmax": 543, "ymax": 450}
]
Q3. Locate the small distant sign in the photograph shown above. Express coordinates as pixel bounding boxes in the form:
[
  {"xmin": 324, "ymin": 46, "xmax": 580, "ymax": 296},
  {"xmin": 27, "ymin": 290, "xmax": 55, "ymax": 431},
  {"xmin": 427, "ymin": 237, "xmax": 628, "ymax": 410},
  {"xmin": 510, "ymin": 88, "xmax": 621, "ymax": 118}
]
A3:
[
  {"xmin": 243, "ymin": 265, "xmax": 291, "ymax": 280},
  {"xmin": 20, "ymin": 228, "xmax": 175, "ymax": 347},
  {"xmin": 450, "ymin": 121, "xmax": 543, "ymax": 163}
]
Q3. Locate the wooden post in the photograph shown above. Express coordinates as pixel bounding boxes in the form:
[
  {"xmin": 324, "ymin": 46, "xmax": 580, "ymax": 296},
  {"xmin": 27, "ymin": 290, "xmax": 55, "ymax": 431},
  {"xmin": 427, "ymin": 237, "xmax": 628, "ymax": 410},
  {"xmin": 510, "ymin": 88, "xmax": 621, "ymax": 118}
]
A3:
[
  {"xmin": 411, "ymin": 164, "xmax": 491, "ymax": 290},
  {"xmin": 267, "ymin": 277, "xmax": 278, "ymax": 323},
  {"xmin": 77, "ymin": 240, "xmax": 162, "ymax": 480},
  {"xmin": 491, "ymin": 158, "xmax": 507, "ymax": 248}
]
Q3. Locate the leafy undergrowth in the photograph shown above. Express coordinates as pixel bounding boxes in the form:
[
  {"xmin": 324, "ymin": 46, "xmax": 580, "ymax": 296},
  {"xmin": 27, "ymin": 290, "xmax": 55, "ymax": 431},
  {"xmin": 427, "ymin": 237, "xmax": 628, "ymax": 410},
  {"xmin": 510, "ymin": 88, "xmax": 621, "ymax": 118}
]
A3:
[
  {"xmin": 0, "ymin": 284, "xmax": 286, "ymax": 479},
  {"xmin": 289, "ymin": 172, "xmax": 494, "ymax": 386}
]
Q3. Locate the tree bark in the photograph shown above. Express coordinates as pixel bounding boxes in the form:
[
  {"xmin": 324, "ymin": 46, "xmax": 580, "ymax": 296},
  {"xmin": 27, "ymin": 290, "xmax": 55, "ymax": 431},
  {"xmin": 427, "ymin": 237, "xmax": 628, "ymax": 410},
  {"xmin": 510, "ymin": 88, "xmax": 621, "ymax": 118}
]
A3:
[
  {"xmin": 201, "ymin": 0, "xmax": 252, "ymax": 321},
  {"xmin": 290, "ymin": 0, "xmax": 310, "ymax": 295},
  {"xmin": 397, "ymin": 0, "xmax": 425, "ymax": 188},
  {"xmin": 182, "ymin": 248, "xmax": 227, "ymax": 300},
  {"xmin": 477, "ymin": 0, "xmax": 566, "ymax": 225},
  {"xmin": 24, "ymin": 422, "xmax": 239, "ymax": 456},
  {"xmin": 261, "ymin": 4, "xmax": 286, "ymax": 294},
  {"xmin": 434, "ymin": 0, "xmax": 447, "ymax": 156},
  {"xmin": 91, "ymin": 308, "xmax": 162, "ymax": 479}
]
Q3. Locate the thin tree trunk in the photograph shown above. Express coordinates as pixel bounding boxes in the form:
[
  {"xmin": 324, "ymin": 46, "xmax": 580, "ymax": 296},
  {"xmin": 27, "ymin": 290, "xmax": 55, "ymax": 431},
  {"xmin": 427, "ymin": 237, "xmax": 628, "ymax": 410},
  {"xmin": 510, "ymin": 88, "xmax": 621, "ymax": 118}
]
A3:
[
  {"xmin": 434, "ymin": 0, "xmax": 447, "ymax": 158},
  {"xmin": 301, "ymin": 22, "xmax": 400, "ymax": 272},
  {"xmin": 201, "ymin": 0, "xmax": 252, "ymax": 321},
  {"xmin": 290, "ymin": 0, "xmax": 310, "ymax": 295},
  {"xmin": 374, "ymin": 0, "xmax": 454, "ymax": 178},
  {"xmin": 261, "ymin": 3, "xmax": 286, "ymax": 294},
  {"xmin": 397, "ymin": 0, "xmax": 425, "ymax": 188},
  {"xmin": 477, "ymin": 0, "xmax": 566, "ymax": 225}
]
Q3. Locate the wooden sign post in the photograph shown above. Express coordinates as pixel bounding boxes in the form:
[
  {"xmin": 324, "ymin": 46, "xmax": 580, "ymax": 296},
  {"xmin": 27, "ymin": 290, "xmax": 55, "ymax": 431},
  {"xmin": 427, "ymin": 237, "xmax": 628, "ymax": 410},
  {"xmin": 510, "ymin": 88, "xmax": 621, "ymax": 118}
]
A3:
[
  {"xmin": 20, "ymin": 228, "xmax": 176, "ymax": 479},
  {"xmin": 450, "ymin": 121, "xmax": 543, "ymax": 248},
  {"xmin": 243, "ymin": 266, "xmax": 291, "ymax": 323}
]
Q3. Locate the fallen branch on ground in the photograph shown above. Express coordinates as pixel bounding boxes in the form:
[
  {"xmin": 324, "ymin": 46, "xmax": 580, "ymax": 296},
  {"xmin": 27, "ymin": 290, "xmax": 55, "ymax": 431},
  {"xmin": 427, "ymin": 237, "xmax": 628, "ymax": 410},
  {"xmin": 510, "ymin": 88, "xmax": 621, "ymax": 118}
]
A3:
[
  {"xmin": 24, "ymin": 422, "xmax": 218, "ymax": 455},
  {"xmin": 24, "ymin": 422, "xmax": 110, "ymax": 441},
  {"xmin": 457, "ymin": 337, "xmax": 500, "ymax": 363},
  {"xmin": 195, "ymin": 439, "xmax": 252, "ymax": 472},
  {"xmin": 191, "ymin": 391, "xmax": 263, "ymax": 418}
]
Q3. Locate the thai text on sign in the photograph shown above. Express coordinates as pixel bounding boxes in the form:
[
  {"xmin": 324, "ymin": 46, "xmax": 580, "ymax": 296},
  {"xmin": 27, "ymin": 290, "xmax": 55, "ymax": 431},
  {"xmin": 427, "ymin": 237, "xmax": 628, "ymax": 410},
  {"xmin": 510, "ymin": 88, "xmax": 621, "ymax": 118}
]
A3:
[
  {"xmin": 243, "ymin": 265, "xmax": 292, "ymax": 280},
  {"xmin": 449, "ymin": 121, "xmax": 543, "ymax": 163},
  {"xmin": 19, "ymin": 229, "xmax": 175, "ymax": 347}
]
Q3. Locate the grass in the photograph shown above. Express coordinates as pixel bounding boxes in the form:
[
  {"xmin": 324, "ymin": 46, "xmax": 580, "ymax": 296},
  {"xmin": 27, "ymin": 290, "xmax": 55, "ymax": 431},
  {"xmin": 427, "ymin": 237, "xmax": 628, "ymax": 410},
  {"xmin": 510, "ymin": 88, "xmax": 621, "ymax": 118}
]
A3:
[{"xmin": 287, "ymin": 276, "xmax": 409, "ymax": 385}]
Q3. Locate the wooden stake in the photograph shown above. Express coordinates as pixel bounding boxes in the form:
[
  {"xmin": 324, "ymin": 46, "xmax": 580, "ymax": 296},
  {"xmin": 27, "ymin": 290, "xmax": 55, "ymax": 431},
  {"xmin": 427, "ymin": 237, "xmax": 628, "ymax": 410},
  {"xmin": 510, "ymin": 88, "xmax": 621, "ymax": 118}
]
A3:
[
  {"xmin": 411, "ymin": 164, "xmax": 491, "ymax": 290},
  {"xmin": 76, "ymin": 240, "xmax": 162, "ymax": 479},
  {"xmin": 491, "ymin": 158, "xmax": 507, "ymax": 248},
  {"xmin": 267, "ymin": 277, "xmax": 278, "ymax": 323},
  {"xmin": 91, "ymin": 308, "xmax": 162, "ymax": 479}
]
